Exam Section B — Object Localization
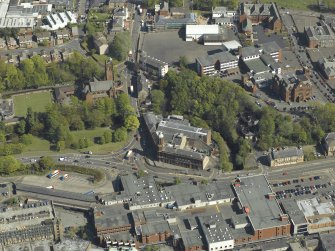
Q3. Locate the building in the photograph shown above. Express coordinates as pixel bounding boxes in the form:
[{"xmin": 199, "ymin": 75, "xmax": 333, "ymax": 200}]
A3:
[
  {"xmin": 273, "ymin": 73, "xmax": 313, "ymax": 102},
  {"xmin": 54, "ymin": 86, "xmax": 75, "ymax": 104},
  {"xmin": 214, "ymin": 17, "xmax": 234, "ymax": 27},
  {"xmin": 93, "ymin": 32, "xmax": 109, "ymax": 55},
  {"xmin": 0, "ymin": 98, "xmax": 14, "ymax": 120},
  {"xmin": 319, "ymin": 58, "xmax": 335, "ymax": 80},
  {"xmin": 239, "ymin": 3, "xmax": 282, "ymax": 33},
  {"xmin": 6, "ymin": 37, "xmax": 17, "ymax": 49},
  {"xmin": 41, "ymin": 11, "xmax": 77, "ymax": 31},
  {"xmin": 94, "ymin": 206, "xmax": 136, "ymax": 246},
  {"xmin": 239, "ymin": 46, "xmax": 261, "ymax": 61},
  {"xmin": 222, "ymin": 40, "xmax": 242, "ymax": 51},
  {"xmin": 18, "ymin": 35, "xmax": 33, "ymax": 48},
  {"xmin": 323, "ymin": 132, "xmax": 335, "ymax": 156},
  {"xmin": 154, "ymin": 13, "xmax": 196, "ymax": 30},
  {"xmin": 304, "ymin": 22, "xmax": 335, "ymax": 48},
  {"xmin": 35, "ymin": 31, "xmax": 51, "ymax": 45},
  {"xmin": 260, "ymin": 41, "xmax": 282, "ymax": 62},
  {"xmin": 282, "ymin": 198, "xmax": 335, "ymax": 235},
  {"xmin": 319, "ymin": 233, "xmax": 335, "ymax": 251},
  {"xmin": 232, "ymin": 175, "xmax": 291, "ymax": 245},
  {"xmin": 170, "ymin": 7, "xmax": 187, "ymax": 17},
  {"xmin": 143, "ymin": 113, "xmax": 212, "ymax": 170},
  {"xmin": 203, "ymin": 34, "xmax": 226, "ymax": 46},
  {"xmin": 108, "ymin": 0, "xmax": 126, "ymax": 9},
  {"xmin": 185, "ymin": 25, "xmax": 219, "ymax": 42},
  {"xmin": 83, "ymin": 78, "xmax": 115, "ymax": 102},
  {"xmin": 212, "ymin": 6, "xmax": 237, "ymax": 19},
  {"xmin": 196, "ymin": 51, "xmax": 239, "ymax": 76},
  {"xmin": 0, "ymin": 38, "xmax": 6, "ymax": 49},
  {"xmin": 139, "ymin": 53, "xmax": 169, "ymax": 78},
  {"xmin": 114, "ymin": 7, "xmax": 128, "ymax": 20},
  {"xmin": 198, "ymin": 213, "xmax": 234, "ymax": 250},
  {"xmin": 268, "ymin": 147, "xmax": 304, "ymax": 167},
  {"xmin": 0, "ymin": 201, "xmax": 63, "ymax": 246},
  {"xmin": 165, "ymin": 180, "xmax": 235, "ymax": 211}
]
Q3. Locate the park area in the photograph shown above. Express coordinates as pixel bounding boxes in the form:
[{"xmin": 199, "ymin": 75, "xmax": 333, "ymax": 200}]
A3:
[{"xmin": 13, "ymin": 91, "xmax": 53, "ymax": 117}]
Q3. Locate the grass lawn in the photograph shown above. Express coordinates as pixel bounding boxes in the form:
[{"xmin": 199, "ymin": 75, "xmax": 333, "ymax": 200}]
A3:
[
  {"xmin": 13, "ymin": 91, "xmax": 53, "ymax": 117},
  {"xmin": 70, "ymin": 128, "xmax": 132, "ymax": 154},
  {"xmin": 92, "ymin": 54, "xmax": 110, "ymax": 64},
  {"xmin": 261, "ymin": 0, "xmax": 335, "ymax": 11},
  {"xmin": 89, "ymin": 11, "xmax": 110, "ymax": 22},
  {"xmin": 23, "ymin": 136, "xmax": 51, "ymax": 154}
]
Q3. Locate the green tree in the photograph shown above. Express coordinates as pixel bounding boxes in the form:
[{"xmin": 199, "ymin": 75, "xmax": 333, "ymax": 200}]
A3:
[
  {"xmin": 103, "ymin": 130, "xmax": 112, "ymax": 143},
  {"xmin": 113, "ymin": 127, "xmax": 127, "ymax": 142},
  {"xmin": 56, "ymin": 140, "xmax": 66, "ymax": 151},
  {"xmin": 179, "ymin": 56, "xmax": 189, "ymax": 68},
  {"xmin": 150, "ymin": 89, "xmax": 165, "ymax": 114},
  {"xmin": 0, "ymin": 156, "xmax": 22, "ymax": 174},
  {"xmin": 174, "ymin": 177, "xmax": 181, "ymax": 184},
  {"xmin": 124, "ymin": 115, "xmax": 140, "ymax": 131},
  {"xmin": 38, "ymin": 156, "xmax": 54, "ymax": 171},
  {"xmin": 109, "ymin": 32, "xmax": 131, "ymax": 61},
  {"xmin": 15, "ymin": 120, "xmax": 26, "ymax": 135},
  {"xmin": 20, "ymin": 134, "xmax": 33, "ymax": 145}
]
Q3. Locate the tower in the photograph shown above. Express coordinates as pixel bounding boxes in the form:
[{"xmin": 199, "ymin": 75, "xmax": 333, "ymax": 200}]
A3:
[{"xmin": 105, "ymin": 60, "xmax": 114, "ymax": 81}]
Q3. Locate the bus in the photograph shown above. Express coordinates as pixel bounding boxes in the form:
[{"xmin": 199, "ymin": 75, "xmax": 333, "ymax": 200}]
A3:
[{"xmin": 47, "ymin": 170, "xmax": 60, "ymax": 179}]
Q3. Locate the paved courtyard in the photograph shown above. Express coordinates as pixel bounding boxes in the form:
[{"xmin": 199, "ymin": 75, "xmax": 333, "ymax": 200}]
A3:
[{"xmin": 141, "ymin": 30, "xmax": 224, "ymax": 66}]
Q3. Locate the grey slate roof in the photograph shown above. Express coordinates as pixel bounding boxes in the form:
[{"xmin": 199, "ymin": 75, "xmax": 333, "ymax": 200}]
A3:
[
  {"xmin": 197, "ymin": 51, "xmax": 237, "ymax": 67},
  {"xmin": 240, "ymin": 46, "xmax": 261, "ymax": 58},
  {"xmin": 281, "ymin": 199, "xmax": 307, "ymax": 226},
  {"xmin": 261, "ymin": 41, "xmax": 281, "ymax": 53},
  {"xmin": 244, "ymin": 58, "xmax": 269, "ymax": 74},
  {"xmin": 233, "ymin": 175, "xmax": 288, "ymax": 230},
  {"xmin": 324, "ymin": 132, "xmax": 335, "ymax": 148},
  {"xmin": 271, "ymin": 147, "xmax": 304, "ymax": 160}
]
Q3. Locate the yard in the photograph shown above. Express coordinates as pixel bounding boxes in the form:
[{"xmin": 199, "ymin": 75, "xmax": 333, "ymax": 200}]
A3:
[{"xmin": 13, "ymin": 91, "xmax": 53, "ymax": 117}]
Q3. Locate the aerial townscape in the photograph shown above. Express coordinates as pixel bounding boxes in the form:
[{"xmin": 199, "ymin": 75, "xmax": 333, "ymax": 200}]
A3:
[{"xmin": 2, "ymin": 0, "xmax": 335, "ymax": 250}]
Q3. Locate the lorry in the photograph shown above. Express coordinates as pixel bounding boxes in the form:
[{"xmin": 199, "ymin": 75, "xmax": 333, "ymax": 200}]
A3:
[
  {"xmin": 47, "ymin": 170, "xmax": 60, "ymax": 179},
  {"xmin": 60, "ymin": 174, "xmax": 68, "ymax": 181}
]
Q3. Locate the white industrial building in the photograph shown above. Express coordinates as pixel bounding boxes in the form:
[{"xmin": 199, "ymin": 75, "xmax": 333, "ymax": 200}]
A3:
[
  {"xmin": 0, "ymin": 0, "xmax": 52, "ymax": 28},
  {"xmin": 41, "ymin": 11, "xmax": 77, "ymax": 30},
  {"xmin": 185, "ymin": 24, "xmax": 219, "ymax": 42},
  {"xmin": 198, "ymin": 214, "xmax": 234, "ymax": 250},
  {"xmin": 222, "ymin": 40, "xmax": 242, "ymax": 51}
]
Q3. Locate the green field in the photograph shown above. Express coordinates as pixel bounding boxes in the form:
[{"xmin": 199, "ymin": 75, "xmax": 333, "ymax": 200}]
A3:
[
  {"xmin": 261, "ymin": 0, "xmax": 335, "ymax": 11},
  {"xmin": 71, "ymin": 128, "xmax": 131, "ymax": 154},
  {"xmin": 13, "ymin": 91, "xmax": 53, "ymax": 117}
]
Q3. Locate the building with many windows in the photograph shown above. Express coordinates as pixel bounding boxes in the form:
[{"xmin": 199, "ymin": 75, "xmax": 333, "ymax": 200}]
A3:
[
  {"xmin": 143, "ymin": 112, "xmax": 212, "ymax": 169},
  {"xmin": 196, "ymin": 51, "xmax": 239, "ymax": 76},
  {"xmin": 239, "ymin": 3, "xmax": 282, "ymax": 33},
  {"xmin": 268, "ymin": 147, "xmax": 304, "ymax": 167},
  {"xmin": 273, "ymin": 73, "xmax": 313, "ymax": 102},
  {"xmin": 232, "ymin": 175, "xmax": 291, "ymax": 245},
  {"xmin": 139, "ymin": 53, "xmax": 169, "ymax": 78},
  {"xmin": 305, "ymin": 22, "xmax": 335, "ymax": 48}
]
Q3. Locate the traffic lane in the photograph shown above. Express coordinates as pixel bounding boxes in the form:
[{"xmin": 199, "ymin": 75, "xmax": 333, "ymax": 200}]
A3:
[{"xmin": 267, "ymin": 159, "xmax": 335, "ymax": 181}]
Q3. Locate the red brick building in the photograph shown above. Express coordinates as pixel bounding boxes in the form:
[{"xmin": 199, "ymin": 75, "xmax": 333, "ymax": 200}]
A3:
[
  {"xmin": 273, "ymin": 73, "xmax": 312, "ymax": 102},
  {"xmin": 239, "ymin": 3, "xmax": 282, "ymax": 33},
  {"xmin": 232, "ymin": 175, "xmax": 291, "ymax": 244}
]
